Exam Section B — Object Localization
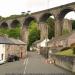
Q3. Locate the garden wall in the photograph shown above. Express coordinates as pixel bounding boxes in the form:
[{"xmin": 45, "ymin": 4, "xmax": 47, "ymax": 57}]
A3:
[{"xmin": 50, "ymin": 54, "xmax": 75, "ymax": 73}]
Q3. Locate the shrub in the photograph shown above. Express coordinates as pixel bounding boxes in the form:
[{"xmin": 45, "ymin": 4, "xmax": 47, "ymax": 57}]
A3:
[{"xmin": 8, "ymin": 28, "xmax": 20, "ymax": 39}]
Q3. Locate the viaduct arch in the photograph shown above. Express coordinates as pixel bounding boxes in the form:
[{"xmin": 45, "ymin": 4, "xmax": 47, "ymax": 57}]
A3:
[
  {"xmin": 0, "ymin": 2, "xmax": 75, "ymax": 45},
  {"xmin": 0, "ymin": 22, "xmax": 8, "ymax": 28}
]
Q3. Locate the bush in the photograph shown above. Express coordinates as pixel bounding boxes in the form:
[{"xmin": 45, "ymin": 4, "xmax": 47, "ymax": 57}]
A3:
[
  {"xmin": 8, "ymin": 28, "xmax": 20, "ymax": 39},
  {"xmin": 0, "ymin": 25, "xmax": 21, "ymax": 39}
]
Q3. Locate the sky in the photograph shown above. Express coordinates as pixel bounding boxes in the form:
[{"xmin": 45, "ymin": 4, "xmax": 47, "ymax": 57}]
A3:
[{"xmin": 0, "ymin": 0, "xmax": 75, "ymax": 19}]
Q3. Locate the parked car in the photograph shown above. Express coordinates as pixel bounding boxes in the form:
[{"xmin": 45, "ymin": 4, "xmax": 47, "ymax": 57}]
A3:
[{"xmin": 7, "ymin": 55, "xmax": 19, "ymax": 62}]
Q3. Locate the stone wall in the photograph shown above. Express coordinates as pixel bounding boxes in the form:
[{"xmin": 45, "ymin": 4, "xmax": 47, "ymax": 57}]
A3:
[
  {"xmin": 50, "ymin": 54, "xmax": 75, "ymax": 73},
  {"xmin": 5, "ymin": 44, "xmax": 27, "ymax": 60},
  {"xmin": 63, "ymin": 19, "xmax": 72, "ymax": 33}
]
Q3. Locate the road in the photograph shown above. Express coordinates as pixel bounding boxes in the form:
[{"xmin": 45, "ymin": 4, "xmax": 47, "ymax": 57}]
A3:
[{"xmin": 0, "ymin": 51, "xmax": 74, "ymax": 75}]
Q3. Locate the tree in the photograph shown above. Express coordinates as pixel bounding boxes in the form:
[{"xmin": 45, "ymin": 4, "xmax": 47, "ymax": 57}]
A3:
[
  {"xmin": 28, "ymin": 21, "xmax": 40, "ymax": 50},
  {"xmin": 46, "ymin": 17, "xmax": 55, "ymax": 39}
]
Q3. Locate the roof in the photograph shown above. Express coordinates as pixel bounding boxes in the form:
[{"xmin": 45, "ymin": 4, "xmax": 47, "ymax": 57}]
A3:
[
  {"xmin": 0, "ymin": 36, "xmax": 26, "ymax": 45},
  {"xmin": 32, "ymin": 39, "xmax": 44, "ymax": 45},
  {"xmin": 47, "ymin": 31, "xmax": 74, "ymax": 44},
  {"xmin": 9, "ymin": 38, "xmax": 26, "ymax": 45}
]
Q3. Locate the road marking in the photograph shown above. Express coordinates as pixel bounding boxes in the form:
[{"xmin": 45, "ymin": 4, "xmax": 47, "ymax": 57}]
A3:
[
  {"xmin": 24, "ymin": 58, "xmax": 29, "ymax": 74},
  {"xmin": 23, "ymin": 58, "xmax": 27, "ymax": 65}
]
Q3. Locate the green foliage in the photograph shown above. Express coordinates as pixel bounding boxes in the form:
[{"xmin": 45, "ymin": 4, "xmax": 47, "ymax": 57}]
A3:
[
  {"xmin": 0, "ymin": 26, "xmax": 21, "ymax": 39},
  {"xmin": 28, "ymin": 21, "xmax": 40, "ymax": 50},
  {"xmin": 62, "ymin": 29, "xmax": 69, "ymax": 35},
  {"xmin": 0, "ymin": 28, "xmax": 8, "ymax": 35},
  {"xmin": 46, "ymin": 17, "xmax": 55, "ymax": 39},
  {"xmin": 8, "ymin": 28, "xmax": 20, "ymax": 39},
  {"xmin": 56, "ymin": 49, "xmax": 75, "ymax": 56},
  {"xmin": 72, "ymin": 20, "xmax": 75, "ymax": 30},
  {"xmin": 15, "ymin": 24, "xmax": 20, "ymax": 28}
]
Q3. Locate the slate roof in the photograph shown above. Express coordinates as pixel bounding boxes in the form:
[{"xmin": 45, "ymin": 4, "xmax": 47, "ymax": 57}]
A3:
[
  {"xmin": 0, "ymin": 36, "xmax": 26, "ymax": 45},
  {"xmin": 47, "ymin": 32, "xmax": 73, "ymax": 44},
  {"xmin": 9, "ymin": 38, "xmax": 26, "ymax": 45},
  {"xmin": 32, "ymin": 39, "xmax": 44, "ymax": 45}
]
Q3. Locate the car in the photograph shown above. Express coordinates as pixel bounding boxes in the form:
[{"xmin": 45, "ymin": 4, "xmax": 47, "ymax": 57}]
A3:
[{"xmin": 7, "ymin": 55, "xmax": 19, "ymax": 62}]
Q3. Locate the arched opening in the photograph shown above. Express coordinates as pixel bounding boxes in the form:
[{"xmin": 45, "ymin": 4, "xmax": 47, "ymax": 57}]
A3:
[
  {"xmin": 0, "ymin": 22, "xmax": 8, "ymax": 28},
  {"xmin": 23, "ymin": 16, "xmax": 40, "ymax": 51},
  {"xmin": 58, "ymin": 8, "xmax": 75, "ymax": 35},
  {"xmin": 0, "ymin": 22, "xmax": 8, "ymax": 35},
  {"xmin": 58, "ymin": 8, "xmax": 73, "ymax": 20},
  {"xmin": 9, "ymin": 20, "xmax": 21, "ymax": 39},
  {"xmin": 40, "ymin": 13, "xmax": 52, "ymax": 22},
  {"xmin": 39, "ymin": 13, "xmax": 55, "ymax": 39},
  {"xmin": 65, "ymin": 11, "xmax": 75, "ymax": 31},
  {"xmin": 23, "ymin": 16, "xmax": 37, "ymax": 28},
  {"xmin": 11, "ymin": 20, "xmax": 20, "ymax": 28}
]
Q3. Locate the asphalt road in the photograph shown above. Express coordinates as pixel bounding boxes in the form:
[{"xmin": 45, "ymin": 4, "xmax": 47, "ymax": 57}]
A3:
[{"xmin": 0, "ymin": 51, "xmax": 74, "ymax": 75}]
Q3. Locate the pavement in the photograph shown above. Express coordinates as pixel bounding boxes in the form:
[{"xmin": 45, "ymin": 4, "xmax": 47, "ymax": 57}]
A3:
[{"xmin": 0, "ymin": 51, "xmax": 74, "ymax": 75}]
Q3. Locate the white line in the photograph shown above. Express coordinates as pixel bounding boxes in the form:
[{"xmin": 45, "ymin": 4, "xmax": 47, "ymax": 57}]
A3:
[
  {"xmin": 24, "ymin": 58, "xmax": 29, "ymax": 74},
  {"xmin": 23, "ymin": 58, "xmax": 27, "ymax": 65}
]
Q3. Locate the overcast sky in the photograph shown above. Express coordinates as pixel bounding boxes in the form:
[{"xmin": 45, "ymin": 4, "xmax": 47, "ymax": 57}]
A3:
[{"xmin": 0, "ymin": 0, "xmax": 75, "ymax": 19}]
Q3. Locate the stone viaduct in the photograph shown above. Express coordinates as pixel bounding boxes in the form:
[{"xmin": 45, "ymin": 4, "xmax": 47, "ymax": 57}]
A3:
[{"xmin": 0, "ymin": 2, "xmax": 75, "ymax": 44}]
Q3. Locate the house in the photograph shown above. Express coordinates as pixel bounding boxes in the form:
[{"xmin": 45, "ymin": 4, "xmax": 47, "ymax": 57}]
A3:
[
  {"xmin": 0, "ymin": 36, "xmax": 27, "ymax": 64},
  {"xmin": 32, "ymin": 38, "xmax": 49, "ymax": 54},
  {"xmin": 33, "ymin": 39, "xmax": 49, "ymax": 48},
  {"xmin": 47, "ymin": 31, "xmax": 75, "ymax": 52},
  {"xmin": 67, "ymin": 32, "xmax": 75, "ymax": 46}
]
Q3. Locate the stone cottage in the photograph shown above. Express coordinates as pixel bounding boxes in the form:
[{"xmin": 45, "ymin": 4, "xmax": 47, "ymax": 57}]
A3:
[
  {"xmin": 0, "ymin": 36, "xmax": 27, "ymax": 63},
  {"xmin": 47, "ymin": 32, "xmax": 75, "ymax": 52},
  {"xmin": 32, "ymin": 39, "xmax": 49, "ymax": 54}
]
